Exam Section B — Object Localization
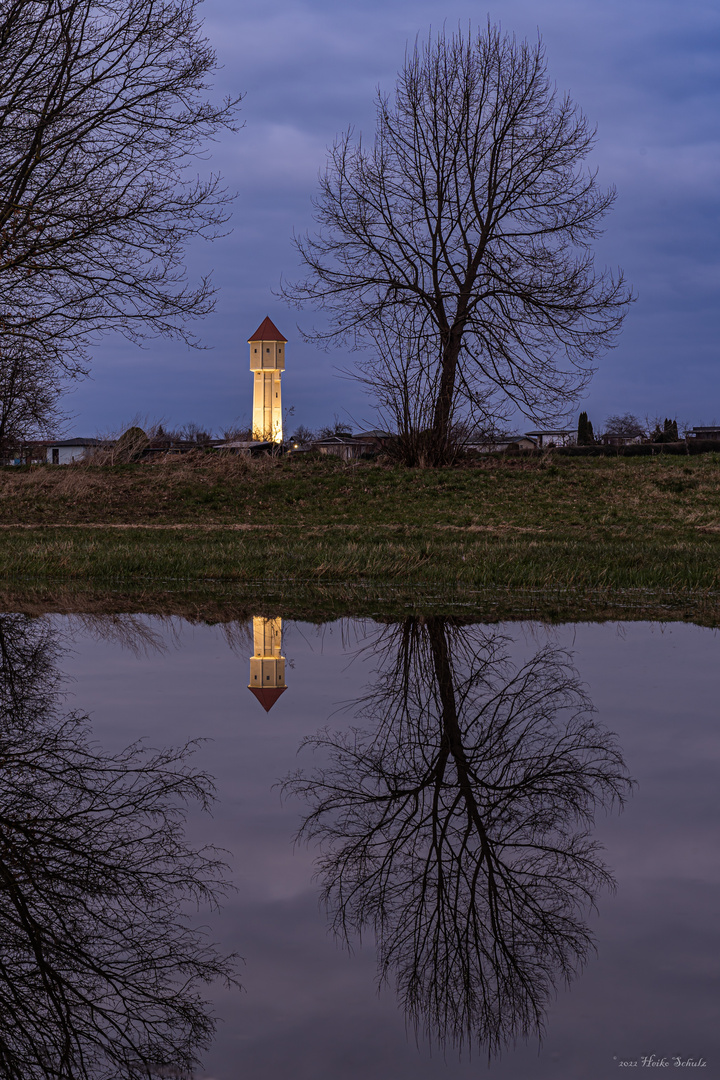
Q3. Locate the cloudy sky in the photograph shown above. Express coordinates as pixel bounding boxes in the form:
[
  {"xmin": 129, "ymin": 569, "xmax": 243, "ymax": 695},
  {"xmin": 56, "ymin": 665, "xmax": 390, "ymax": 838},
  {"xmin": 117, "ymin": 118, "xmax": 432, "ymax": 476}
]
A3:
[{"xmin": 68, "ymin": 0, "xmax": 720, "ymax": 438}]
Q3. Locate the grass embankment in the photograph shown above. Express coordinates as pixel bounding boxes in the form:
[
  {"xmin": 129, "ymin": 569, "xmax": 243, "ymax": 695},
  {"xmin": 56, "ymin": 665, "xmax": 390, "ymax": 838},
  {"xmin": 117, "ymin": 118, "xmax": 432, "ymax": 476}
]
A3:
[{"xmin": 1, "ymin": 452, "xmax": 720, "ymax": 599}]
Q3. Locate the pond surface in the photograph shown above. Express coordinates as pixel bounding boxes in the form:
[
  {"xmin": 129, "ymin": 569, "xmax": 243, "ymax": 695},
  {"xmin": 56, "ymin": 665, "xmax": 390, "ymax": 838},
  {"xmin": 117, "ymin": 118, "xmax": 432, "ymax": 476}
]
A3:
[{"xmin": 1, "ymin": 612, "xmax": 718, "ymax": 1078}]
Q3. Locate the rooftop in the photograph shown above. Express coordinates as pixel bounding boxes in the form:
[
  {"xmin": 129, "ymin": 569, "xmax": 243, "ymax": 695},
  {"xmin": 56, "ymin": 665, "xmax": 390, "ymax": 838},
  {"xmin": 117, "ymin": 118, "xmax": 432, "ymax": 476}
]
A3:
[
  {"xmin": 248, "ymin": 316, "xmax": 287, "ymax": 343},
  {"xmin": 47, "ymin": 437, "xmax": 101, "ymax": 447}
]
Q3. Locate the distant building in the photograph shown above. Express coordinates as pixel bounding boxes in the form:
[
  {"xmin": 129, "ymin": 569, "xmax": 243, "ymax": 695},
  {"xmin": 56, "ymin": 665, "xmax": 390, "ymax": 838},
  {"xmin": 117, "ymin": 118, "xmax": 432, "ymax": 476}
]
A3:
[
  {"xmin": 307, "ymin": 429, "xmax": 393, "ymax": 460},
  {"xmin": 470, "ymin": 433, "xmax": 538, "ymax": 452},
  {"xmin": 249, "ymin": 316, "xmax": 286, "ymax": 444},
  {"xmin": 313, "ymin": 433, "xmax": 364, "ymax": 460},
  {"xmin": 46, "ymin": 438, "xmax": 101, "ymax": 464},
  {"xmin": 524, "ymin": 429, "xmax": 575, "ymax": 448},
  {"xmin": 687, "ymin": 427, "xmax": 720, "ymax": 442}
]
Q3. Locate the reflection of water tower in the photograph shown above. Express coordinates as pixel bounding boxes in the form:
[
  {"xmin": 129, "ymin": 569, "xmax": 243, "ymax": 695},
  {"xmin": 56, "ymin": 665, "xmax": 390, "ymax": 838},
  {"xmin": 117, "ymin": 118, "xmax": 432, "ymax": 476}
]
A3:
[{"xmin": 248, "ymin": 616, "xmax": 287, "ymax": 712}]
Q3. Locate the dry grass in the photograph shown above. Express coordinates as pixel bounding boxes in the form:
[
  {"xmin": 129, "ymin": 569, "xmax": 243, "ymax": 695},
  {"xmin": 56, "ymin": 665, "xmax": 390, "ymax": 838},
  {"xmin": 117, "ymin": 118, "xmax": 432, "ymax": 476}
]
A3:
[
  {"xmin": 1, "ymin": 451, "xmax": 720, "ymax": 534},
  {"xmin": 1, "ymin": 453, "xmax": 720, "ymax": 594}
]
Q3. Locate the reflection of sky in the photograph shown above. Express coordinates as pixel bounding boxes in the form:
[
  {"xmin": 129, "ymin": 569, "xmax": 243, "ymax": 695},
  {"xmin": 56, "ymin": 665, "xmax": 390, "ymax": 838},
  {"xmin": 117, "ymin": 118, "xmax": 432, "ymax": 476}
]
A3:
[
  {"xmin": 66, "ymin": 0, "xmax": 720, "ymax": 437},
  {"xmin": 58, "ymin": 617, "xmax": 720, "ymax": 1079}
]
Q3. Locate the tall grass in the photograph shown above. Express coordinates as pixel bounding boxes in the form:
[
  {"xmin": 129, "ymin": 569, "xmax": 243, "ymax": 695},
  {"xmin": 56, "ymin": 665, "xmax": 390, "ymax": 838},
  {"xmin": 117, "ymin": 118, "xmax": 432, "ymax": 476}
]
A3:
[{"xmin": 1, "ymin": 454, "xmax": 720, "ymax": 597}]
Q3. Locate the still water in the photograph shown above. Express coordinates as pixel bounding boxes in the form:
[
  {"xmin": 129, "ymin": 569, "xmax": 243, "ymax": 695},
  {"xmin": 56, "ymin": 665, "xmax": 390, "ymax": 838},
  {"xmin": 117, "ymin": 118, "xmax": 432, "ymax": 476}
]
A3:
[{"xmin": 1, "ymin": 612, "xmax": 718, "ymax": 1078}]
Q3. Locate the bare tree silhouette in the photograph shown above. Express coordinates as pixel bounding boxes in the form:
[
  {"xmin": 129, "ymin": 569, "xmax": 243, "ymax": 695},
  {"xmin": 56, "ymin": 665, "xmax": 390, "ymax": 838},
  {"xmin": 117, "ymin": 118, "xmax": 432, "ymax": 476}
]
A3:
[
  {"xmin": 0, "ymin": 614, "xmax": 237, "ymax": 1079},
  {"xmin": 0, "ymin": 0, "xmax": 240, "ymax": 421},
  {"xmin": 285, "ymin": 618, "xmax": 632, "ymax": 1058},
  {"xmin": 283, "ymin": 25, "xmax": 631, "ymax": 464}
]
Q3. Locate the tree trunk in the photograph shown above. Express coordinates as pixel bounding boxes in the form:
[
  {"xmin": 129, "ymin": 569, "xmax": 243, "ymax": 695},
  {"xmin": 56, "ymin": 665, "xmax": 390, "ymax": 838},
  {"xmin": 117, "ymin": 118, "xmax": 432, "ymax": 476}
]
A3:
[{"xmin": 429, "ymin": 332, "xmax": 462, "ymax": 465}]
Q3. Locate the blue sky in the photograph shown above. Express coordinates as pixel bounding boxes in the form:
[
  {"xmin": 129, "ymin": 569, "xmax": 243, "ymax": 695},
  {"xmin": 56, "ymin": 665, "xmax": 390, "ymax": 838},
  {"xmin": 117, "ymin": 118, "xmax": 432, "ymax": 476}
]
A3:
[{"xmin": 67, "ymin": 0, "xmax": 720, "ymax": 438}]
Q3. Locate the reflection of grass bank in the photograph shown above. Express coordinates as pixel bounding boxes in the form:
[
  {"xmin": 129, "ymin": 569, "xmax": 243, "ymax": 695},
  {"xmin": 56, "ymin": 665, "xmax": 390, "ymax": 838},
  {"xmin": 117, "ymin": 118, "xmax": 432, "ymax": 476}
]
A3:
[
  {"xmin": 1, "ymin": 453, "xmax": 720, "ymax": 598},
  {"xmin": 2, "ymin": 581, "xmax": 720, "ymax": 627}
]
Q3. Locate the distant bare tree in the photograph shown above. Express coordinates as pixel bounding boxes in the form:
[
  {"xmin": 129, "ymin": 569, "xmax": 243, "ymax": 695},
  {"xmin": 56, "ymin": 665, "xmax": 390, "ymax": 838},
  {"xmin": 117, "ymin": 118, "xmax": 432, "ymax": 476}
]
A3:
[
  {"xmin": 178, "ymin": 422, "xmax": 214, "ymax": 445},
  {"xmin": 284, "ymin": 24, "xmax": 631, "ymax": 465},
  {"xmin": 153, "ymin": 422, "xmax": 213, "ymax": 445},
  {"xmin": 603, "ymin": 413, "xmax": 645, "ymax": 439},
  {"xmin": 286, "ymin": 619, "xmax": 631, "ymax": 1058},
  {"xmin": 289, "ymin": 424, "xmax": 316, "ymax": 445},
  {"xmin": 221, "ymin": 424, "xmax": 253, "ymax": 442},
  {"xmin": 0, "ymin": 613, "xmax": 237, "ymax": 1079},
  {"xmin": 0, "ymin": 0, "xmax": 239, "ymax": 392},
  {"xmin": 317, "ymin": 416, "xmax": 353, "ymax": 438}
]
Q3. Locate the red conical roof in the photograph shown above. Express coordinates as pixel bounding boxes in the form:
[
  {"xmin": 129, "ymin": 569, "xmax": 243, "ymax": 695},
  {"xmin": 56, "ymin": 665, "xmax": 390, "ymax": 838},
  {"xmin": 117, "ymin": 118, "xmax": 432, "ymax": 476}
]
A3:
[
  {"xmin": 248, "ymin": 684, "xmax": 287, "ymax": 712},
  {"xmin": 248, "ymin": 316, "xmax": 287, "ymax": 343}
]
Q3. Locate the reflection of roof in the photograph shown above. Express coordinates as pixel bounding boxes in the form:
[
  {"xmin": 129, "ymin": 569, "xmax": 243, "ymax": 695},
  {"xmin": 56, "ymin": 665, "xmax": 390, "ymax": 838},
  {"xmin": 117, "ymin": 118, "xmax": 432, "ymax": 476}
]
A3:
[
  {"xmin": 248, "ymin": 685, "xmax": 287, "ymax": 712},
  {"xmin": 248, "ymin": 316, "xmax": 287, "ymax": 343}
]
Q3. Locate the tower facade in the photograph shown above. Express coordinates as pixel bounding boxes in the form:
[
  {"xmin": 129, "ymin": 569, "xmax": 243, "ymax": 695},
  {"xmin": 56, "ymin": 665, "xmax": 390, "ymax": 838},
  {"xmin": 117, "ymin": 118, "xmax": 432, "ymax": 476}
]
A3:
[
  {"xmin": 248, "ymin": 616, "xmax": 287, "ymax": 712},
  {"xmin": 248, "ymin": 316, "xmax": 287, "ymax": 443}
]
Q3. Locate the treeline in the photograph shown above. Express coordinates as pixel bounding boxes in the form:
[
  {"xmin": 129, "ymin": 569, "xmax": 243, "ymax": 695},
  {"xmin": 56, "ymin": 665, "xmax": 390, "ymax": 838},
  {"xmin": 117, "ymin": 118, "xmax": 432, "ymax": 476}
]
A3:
[{"xmin": 577, "ymin": 411, "xmax": 682, "ymax": 445}]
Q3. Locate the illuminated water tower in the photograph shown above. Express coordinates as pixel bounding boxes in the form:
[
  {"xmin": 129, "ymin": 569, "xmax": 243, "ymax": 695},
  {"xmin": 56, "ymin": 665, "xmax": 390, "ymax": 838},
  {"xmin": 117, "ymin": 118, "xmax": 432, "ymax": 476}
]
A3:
[
  {"xmin": 249, "ymin": 316, "xmax": 287, "ymax": 443},
  {"xmin": 248, "ymin": 616, "xmax": 287, "ymax": 713}
]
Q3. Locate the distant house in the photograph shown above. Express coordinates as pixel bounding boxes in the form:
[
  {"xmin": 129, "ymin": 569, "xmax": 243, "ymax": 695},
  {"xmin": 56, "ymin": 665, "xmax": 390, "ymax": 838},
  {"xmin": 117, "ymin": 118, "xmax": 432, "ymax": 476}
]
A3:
[
  {"xmin": 687, "ymin": 427, "xmax": 720, "ymax": 442},
  {"xmin": 306, "ymin": 430, "xmax": 393, "ymax": 460},
  {"xmin": 524, "ymin": 429, "xmax": 575, "ymax": 448},
  {"xmin": 46, "ymin": 438, "xmax": 101, "ymax": 464},
  {"xmin": 313, "ymin": 433, "xmax": 364, "ymax": 461},
  {"xmin": 470, "ymin": 433, "xmax": 538, "ymax": 452},
  {"xmin": 353, "ymin": 429, "xmax": 393, "ymax": 453}
]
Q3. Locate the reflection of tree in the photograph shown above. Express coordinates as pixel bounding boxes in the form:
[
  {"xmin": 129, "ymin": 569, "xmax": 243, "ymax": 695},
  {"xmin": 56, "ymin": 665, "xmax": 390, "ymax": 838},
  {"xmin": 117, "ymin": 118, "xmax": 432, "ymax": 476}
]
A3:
[
  {"xmin": 0, "ymin": 614, "xmax": 235, "ymax": 1079},
  {"xmin": 286, "ymin": 618, "xmax": 631, "ymax": 1057}
]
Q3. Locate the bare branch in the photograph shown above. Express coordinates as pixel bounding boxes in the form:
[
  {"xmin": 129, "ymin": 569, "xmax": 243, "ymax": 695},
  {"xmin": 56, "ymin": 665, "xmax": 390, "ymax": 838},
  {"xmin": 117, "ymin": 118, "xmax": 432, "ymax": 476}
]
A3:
[
  {"xmin": 283, "ymin": 24, "xmax": 632, "ymax": 464},
  {"xmin": 0, "ymin": 0, "xmax": 240, "ymax": 415}
]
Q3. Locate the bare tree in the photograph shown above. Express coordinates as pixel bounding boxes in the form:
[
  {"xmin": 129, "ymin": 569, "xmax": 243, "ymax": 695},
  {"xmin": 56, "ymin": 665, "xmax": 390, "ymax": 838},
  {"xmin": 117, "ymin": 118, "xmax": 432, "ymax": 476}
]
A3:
[
  {"xmin": 603, "ymin": 412, "xmax": 646, "ymax": 439},
  {"xmin": 285, "ymin": 618, "xmax": 632, "ymax": 1058},
  {"xmin": 284, "ymin": 24, "xmax": 631, "ymax": 465},
  {"xmin": 0, "ymin": 613, "xmax": 237, "ymax": 1079},
  {"xmin": 317, "ymin": 414, "xmax": 352, "ymax": 438},
  {"xmin": 0, "ymin": 336, "xmax": 67, "ymax": 452},
  {"xmin": 0, "ymin": 0, "xmax": 239, "ymax": 390},
  {"xmin": 357, "ymin": 308, "xmax": 488, "ymax": 464},
  {"xmin": 178, "ymin": 421, "xmax": 214, "ymax": 445},
  {"xmin": 288, "ymin": 423, "xmax": 316, "ymax": 445}
]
